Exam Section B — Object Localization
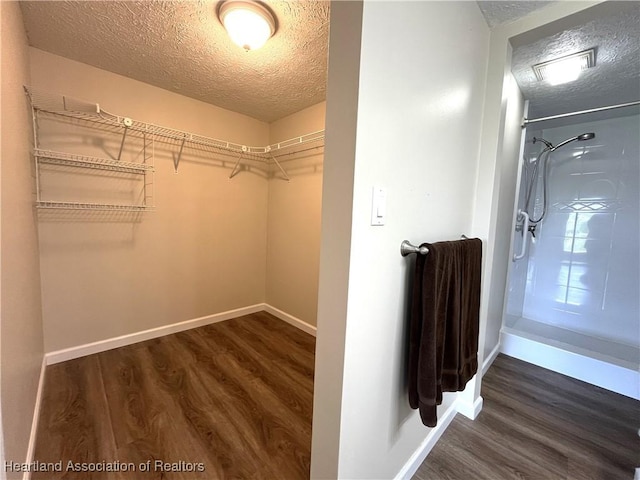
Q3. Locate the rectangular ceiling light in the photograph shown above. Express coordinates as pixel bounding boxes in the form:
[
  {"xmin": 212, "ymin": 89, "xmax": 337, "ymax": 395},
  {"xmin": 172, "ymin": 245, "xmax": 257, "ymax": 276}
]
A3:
[{"xmin": 533, "ymin": 49, "xmax": 596, "ymax": 86}]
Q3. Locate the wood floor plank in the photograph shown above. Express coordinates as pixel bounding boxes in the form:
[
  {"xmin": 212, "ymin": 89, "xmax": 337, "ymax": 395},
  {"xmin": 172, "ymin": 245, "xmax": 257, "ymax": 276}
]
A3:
[
  {"xmin": 458, "ymin": 410, "xmax": 568, "ymax": 478},
  {"xmin": 415, "ymin": 432, "xmax": 500, "ymax": 480},
  {"xmin": 145, "ymin": 333, "xmax": 274, "ymax": 479},
  {"xmin": 99, "ymin": 342, "xmax": 214, "ymax": 480},
  {"xmin": 32, "ymin": 356, "xmax": 122, "ymax": 480},
  {"xmin": 173, "ymin": 326, "xmax": 312, "ymax": 478},
  {"xmin": 414, "ymin": 354, "xmax": 640, "ymax": 480},
  {"xmin": 215, "ymin": 314, "xmax": 315, "ymax": 378},
  {"xmin": 32, "ymin": 312, "xmax": 315, "ymax": 480},
  {"xmin": 488, "ymin": 356, "xmax": 637, "ymax": 439},
  {"xmin": 216, "ymin": 317, "xmax": 315, "ymax": 398},
  {"xmin": 252, "ymin": 311, "xmax": 317, "ymax": 351},
  {"xmin": 98, "ymin": 344, "xmax": 165, "ymax": 449},
  {"xmin": 208, "ymin": 321, "xmax": 314, "ymax": 420},
  {"xmin": 483, "ymin": 364, "xmax": 638, "ymax": 472}
]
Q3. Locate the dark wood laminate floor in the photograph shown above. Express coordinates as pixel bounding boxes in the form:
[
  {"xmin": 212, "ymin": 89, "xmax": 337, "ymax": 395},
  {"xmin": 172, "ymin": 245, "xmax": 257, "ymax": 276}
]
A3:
[
  {"xmin": 414, "ymin": 354, "xmax": 640, "ymax": 480},
  {"xmin": 32, "ymin": 312, "xmax": 315, "ymax": 480}
]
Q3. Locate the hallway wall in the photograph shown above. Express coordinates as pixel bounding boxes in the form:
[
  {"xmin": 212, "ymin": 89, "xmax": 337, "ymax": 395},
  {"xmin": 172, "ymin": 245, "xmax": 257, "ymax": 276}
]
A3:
[
  {"xmin": 0, "ymin": 2, "xmax": 45, "ymax": 473},
  {"xmin": 483, "ymin": 72, "xmax": 525, "ymax": 360},
  {"xmin": 29, "ymin": 49, "xmax": 270, "ymax": 353},
  {"xmin": 312, "ymin": 1, "xmax": 490, "ymax": 477}
]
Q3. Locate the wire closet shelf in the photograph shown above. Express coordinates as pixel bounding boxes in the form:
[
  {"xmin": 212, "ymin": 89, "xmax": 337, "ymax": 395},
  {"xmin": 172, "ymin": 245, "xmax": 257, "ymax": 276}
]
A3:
[{"xmin": 25, "ymin": 87, "xmax": 325, "ymax": 180}]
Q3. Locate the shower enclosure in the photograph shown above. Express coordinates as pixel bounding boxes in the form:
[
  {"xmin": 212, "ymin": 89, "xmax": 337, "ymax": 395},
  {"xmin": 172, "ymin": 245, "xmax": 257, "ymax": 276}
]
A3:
[{"xmin": 501, "ymin": 106, "xmax": 640, "ymax": 400}]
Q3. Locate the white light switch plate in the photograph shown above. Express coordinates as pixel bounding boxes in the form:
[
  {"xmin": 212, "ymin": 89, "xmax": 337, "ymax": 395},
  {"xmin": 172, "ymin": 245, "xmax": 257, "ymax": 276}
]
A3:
[{"xmin": 371, "ymin": 186, "xmax": 386, "ymax": 226}]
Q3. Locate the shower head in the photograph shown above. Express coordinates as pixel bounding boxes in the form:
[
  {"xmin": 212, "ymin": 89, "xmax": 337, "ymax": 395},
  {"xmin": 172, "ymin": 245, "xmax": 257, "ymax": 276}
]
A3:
[{"xmin": 551, "ymin": 132, "xmax": 596, "ymax": 151}]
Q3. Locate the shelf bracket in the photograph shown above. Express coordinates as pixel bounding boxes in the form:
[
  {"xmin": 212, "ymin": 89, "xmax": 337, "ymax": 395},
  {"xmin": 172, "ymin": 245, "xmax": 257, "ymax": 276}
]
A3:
[
  {"xmin": 229, "ymin": 151, "xmax": 245, "ymax": 179},
  {"xmin": 174, "ymin": 136, "xmax": 186, "ymax": 173},
  {"xmin": 269, "ymin": 154, "xmax": 290, "ymax": 182},
  {"xmin": 117, "ymin": 126, "xmax": 129, "ymax": 162}
]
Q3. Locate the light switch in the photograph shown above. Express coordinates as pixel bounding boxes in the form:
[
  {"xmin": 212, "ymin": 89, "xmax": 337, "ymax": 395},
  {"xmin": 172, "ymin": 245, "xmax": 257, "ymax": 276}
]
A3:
[{"xmin": 371, "ymin": 186, "xmax": 387, "ymax": 226}]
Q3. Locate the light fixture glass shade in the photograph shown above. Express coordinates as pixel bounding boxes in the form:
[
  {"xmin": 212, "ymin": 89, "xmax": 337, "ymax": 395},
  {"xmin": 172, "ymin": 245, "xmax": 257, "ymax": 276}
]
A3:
[
  {"xmin": 532, "ymin": 49, "xmax": 595, "ymax": 86},
  {"xmin": 543, "ymin": 58, "xmax": 582, "ymax": 86},
  {"xmin": 219, "ymin": 1, "xmax": 276, "ymax": 51}
]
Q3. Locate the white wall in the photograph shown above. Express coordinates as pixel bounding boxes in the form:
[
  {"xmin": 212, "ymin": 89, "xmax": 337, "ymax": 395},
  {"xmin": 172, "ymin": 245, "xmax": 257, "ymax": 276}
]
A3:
[
  {"xmin": 311, "ymin": 2, "xmax": 362, "ymax": 477},
  {"xmin": 29, "ymin": 49, "xmax": 270, "ymax": 353},
  {"xmin": 312, "ymin": 1, "xmax": 490, "ymax": 478},
  {"xmin": 483, "ymin": 72, "xmax": 525, "ymax": 359},
  {"xmin": 0, "ymin": 2, "xmax": 45, "ymax": 474},
  {"xmin": 266, "ymin": 103, "xmax": 325, "ymax": 326}
]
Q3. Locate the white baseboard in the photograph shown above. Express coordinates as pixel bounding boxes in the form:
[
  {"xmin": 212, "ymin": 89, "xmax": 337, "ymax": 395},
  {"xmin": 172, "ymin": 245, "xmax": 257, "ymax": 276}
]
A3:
[
  {"xmin": 393, "ymin": 401, "xmax": 458, "ymax": 480},
  {"xmin": 45, "ymin": 303, "xmax": 316, "ymax": 365},
  {"xmin": 45, "ymin": 304, "xmax": 264, "ymax": 365},
  {"xmin": 263, "ymin": 304, "xmax": 317, "ymax": 337},
  {"xmin": 456, "ymin": 395, "xmax": 483, "ymax": 420},
  {"xmin": 24, "ymin": 356, "xmax": 47, "ymax": 480},
  {"xmin": 482, "ymin": 342, "xmax": 501, "ymax": 376}
]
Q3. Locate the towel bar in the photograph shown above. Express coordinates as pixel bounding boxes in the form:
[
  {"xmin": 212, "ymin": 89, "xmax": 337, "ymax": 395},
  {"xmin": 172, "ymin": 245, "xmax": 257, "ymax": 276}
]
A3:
[{"xmin": 401, "ymin": 235, "xmax": 470, "ymax": 257}]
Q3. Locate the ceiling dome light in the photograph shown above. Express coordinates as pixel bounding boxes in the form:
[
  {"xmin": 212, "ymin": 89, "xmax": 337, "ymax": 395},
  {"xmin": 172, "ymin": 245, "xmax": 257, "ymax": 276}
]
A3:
[{"xmin": 218, "ymin": 0, "xmax": 276, "ymax": 51}]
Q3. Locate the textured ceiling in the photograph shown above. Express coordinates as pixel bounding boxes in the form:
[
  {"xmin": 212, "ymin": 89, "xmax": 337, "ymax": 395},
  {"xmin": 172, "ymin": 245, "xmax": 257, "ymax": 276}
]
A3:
[
  {"xmin": 20, "ymin": 2, "xmax": 639, "ymax": 123},
  {"xmin": 20, "ymin": 1, "xmax": 330, "ymax": 123},
  {"xmin": 511, "ymin": 3, "xmax": 640, "ymax": 119},
  {"xmin": 477, "ymin": 1, "xmax": 556, "ymax": 28}
]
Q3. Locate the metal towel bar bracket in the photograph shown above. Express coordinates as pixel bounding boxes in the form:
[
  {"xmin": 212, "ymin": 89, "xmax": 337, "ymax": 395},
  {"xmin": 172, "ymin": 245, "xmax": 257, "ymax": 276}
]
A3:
[
  {"xmin": 401, "ymin": 235, "xmax": 470, "ymax": 257},
  {"xmin": 401, "ymin": 240, "xmax": 429, "ymax": 257}
]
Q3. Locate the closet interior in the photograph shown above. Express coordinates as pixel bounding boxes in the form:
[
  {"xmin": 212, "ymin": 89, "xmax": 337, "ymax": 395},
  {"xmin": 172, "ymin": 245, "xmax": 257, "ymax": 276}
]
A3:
[{"xmin": 21, "ymin": 1, "xmax": 327, "ymax": 474}]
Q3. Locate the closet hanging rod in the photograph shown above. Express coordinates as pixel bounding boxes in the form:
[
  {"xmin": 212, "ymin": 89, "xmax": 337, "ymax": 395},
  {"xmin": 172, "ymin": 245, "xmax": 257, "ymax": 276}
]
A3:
[
  {"xmin": 401, "ymin": 235, "xmax": 470, "ymax": 257},
  {"xmin": 522, "ymin": 100, "xmax": 640, "ymax": 126}
]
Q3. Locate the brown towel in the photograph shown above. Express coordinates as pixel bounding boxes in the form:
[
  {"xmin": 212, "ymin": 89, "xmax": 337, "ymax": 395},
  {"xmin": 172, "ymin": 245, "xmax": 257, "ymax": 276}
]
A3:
[{"xmin": 408, "ymin": 238, "xmax": 482, "ymax": 427}]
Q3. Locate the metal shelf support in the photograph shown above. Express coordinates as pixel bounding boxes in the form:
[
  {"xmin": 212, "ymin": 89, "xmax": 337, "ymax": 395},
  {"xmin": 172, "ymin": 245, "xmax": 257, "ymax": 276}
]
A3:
[
  {"xmin": 117, "ymin": 124, "xmax": 129, "ymax": 161},
  {"xmin": 229, "ymin": 150, "xmax": 246, "ymax": 179},
  {"xmin": 174, "ymin": 135, "xmax": 186, "ymax": 173},
  {"xmin": 269, "ymin": 154, "xmax": 290, "ymax": 182}
]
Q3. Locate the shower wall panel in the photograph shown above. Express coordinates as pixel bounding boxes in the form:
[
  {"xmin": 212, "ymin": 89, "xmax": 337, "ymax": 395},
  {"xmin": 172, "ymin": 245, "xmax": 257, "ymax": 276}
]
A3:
[{"xmin": 521, "ymin": 113, "xmax": 640, "ymax": 347}]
